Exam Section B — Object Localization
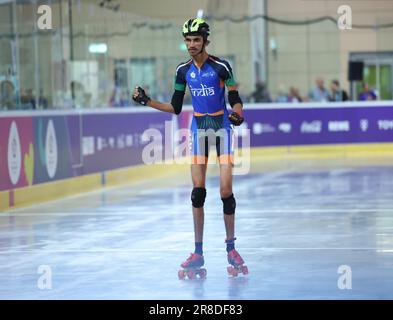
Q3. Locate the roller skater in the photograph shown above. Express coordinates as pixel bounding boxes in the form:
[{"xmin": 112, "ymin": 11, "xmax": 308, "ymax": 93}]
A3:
[{"xmin": 133, "ymin": 18, "xmax": 248, "ymax": 279}]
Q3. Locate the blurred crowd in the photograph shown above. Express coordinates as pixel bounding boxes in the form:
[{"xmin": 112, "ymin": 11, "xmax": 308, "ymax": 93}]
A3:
[
  {"xmin": 109, "ymin": 76, "xmax": 379, "ymax": 108},
  {"xmin": 247, "ymin": 77, "xmax": 378, "ymax": 104},
  {"xmin": 0, "ymin": 76, "xmax": 381, "ymax": 110},
  {"xmin": 0, "ymin": 80, "xmax": 49, "ymax": 110}
]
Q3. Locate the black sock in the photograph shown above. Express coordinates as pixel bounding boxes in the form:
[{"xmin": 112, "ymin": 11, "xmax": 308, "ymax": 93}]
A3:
[
  {"xmin": 195, "ymin": 242, "xmax": 203, "ymax": 255},
  {"xmin": 226, "ymin": 238, "xmax": 236, "ymax": 253}
]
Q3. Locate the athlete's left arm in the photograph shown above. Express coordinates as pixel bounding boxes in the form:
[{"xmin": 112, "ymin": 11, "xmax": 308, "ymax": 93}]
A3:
[
  {"xmin": 221, "ymin": 60, "xmax": 244, "ymax": 126},
  {"xmin": 227, "ymin": 85, "xmax": 243, "ymax": 117},
  {"xmin": 226, "ymin": 84, "xmax": 244, "ymax": 126}
]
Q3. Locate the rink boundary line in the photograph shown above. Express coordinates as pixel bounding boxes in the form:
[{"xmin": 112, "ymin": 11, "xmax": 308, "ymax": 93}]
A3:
[
  {"xmin": 3, "ymin": 208, "xmax": 393, "ymax": 216},
  {"xmin": 0, "ymin": 248, "xmax": 392, "ymax": 254},
  {"xmin": 250, "ymin": 143, "xmax": 393, "ymax": 160},
  {"xmin": 236, "ymin": 208, "xmax": 393, "ymax": 214}
]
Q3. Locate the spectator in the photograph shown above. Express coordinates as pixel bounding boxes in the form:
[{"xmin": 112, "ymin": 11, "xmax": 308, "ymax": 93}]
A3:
[
  {"xmin": 38, "ymin": 88, "xmax": 49, "ymax": 109},
  {"xmin": 0, "ymin": 80, "xmax": 16, "ymax": 110},
  {"xmin": 109, "ymin": 87, "xmax": 119, "ymax": 107},
  {"xmin": 275, "ymin": 84, "xmax": 288, "ymax": 103},
  {"xmin": 119, "ymin": 88, "xmax": 131, "ymax": 106},
  {"xmin": 20, "ymin": 88, "xmax": 36, "ymax": 109},
  {"xmin": 288, "ymin": 87, "xmax": 303, "ymax": 103},
  {"xmin": 109, "ymin": 87, "xmax": 130, "ymax": 107},
  {"xmin": 309, "ymin": 77, "xmax": 330, "ymax": 102},
  {"xmin": 358, "ymin": 83, "xmax": 377, "ymax": 101},
  {"xmin": 71, "ymin": 81, "xmax": 90, "ymax": 108},
  {"xmin": 329, "ymin": 80, "xmax": 349, "ymax": 102},
  {"xmin": 249, "ymin": 81, "xmax": 272, "ymax": 103}
]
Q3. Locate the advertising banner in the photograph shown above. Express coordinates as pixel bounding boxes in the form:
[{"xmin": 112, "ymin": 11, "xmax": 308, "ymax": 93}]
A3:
[
  {"xmin": 32, "ymin": 115, "xmax": 81, "ymax": 184},
  {"xmin": 81, "ymin": 112, "xmax": 172, "ymax": 174},
  {"xmin": 245, "ymin": 106, "xmax": 393, "ymax": 147},
  {"xmin": 0, "ymin": 117, "xmax": 33, "ymax": 191},
  {"xmin": 1, "ymin": 104, "xmax": 393, "ymax": 192}
]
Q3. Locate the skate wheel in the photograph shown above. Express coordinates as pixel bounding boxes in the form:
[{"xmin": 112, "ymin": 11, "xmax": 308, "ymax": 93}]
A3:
[
  {"xmin": 227, "ymin": 266, "xmax": 233, "ymax": 275},
  {"xmin": 227, "ymin": 266, "xmax": 238, "ymax": 277},
  {"xmin": 178, "ymin": 270, "xmax": 186, "ymax": 280},
  {"xmin": 199, "ymin": 268, "xmax": 207, "ymax": 279},
  {"xmin": 241, "ymin": 265, "xmax": 249, "ymax": 275},
  {"xmin": 187, "ymin": 270, "xmax": 195, "ymax": 279}
]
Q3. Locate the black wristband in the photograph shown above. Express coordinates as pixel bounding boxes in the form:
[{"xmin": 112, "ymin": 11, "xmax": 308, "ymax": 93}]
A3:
[{"xmin": 228, "ymin": 90, "xmax": 243, "ymax": 108}]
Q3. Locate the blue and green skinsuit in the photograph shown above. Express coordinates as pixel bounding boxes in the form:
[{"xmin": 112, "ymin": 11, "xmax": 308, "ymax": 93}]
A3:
[{"xmin": 174, "ymin": 55, "xmax": 237, "ymax": 161}]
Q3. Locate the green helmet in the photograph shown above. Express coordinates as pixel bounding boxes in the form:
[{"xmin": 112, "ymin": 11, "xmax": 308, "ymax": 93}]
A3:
[{"xmin": 182, "ymin": 18, "xmax": 210, "ymax": 37}]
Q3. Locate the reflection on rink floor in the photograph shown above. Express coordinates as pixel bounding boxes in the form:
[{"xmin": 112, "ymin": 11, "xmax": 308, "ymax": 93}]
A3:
[{"xmin": 1, "ymin": 158, "xmax": 393, "ymax": 299}]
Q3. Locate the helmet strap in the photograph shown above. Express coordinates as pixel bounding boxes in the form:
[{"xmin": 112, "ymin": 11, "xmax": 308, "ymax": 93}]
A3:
[
  {"xmin": 197, "ymin": 43, "xmax": 205, "ymax": 56},
  {"xmin": 196, "ymin": 39, "xmax": 208, "ymax": 57}
]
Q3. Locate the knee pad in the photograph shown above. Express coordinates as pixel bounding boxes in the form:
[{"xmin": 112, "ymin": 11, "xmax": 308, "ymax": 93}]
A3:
[
  {"xmin": 191, "ymin": 187, "xmax": 206, "ymax": 208},
  {"xmin": 222, "ymin": 194, "xmax": 236, "ymax": 215}
]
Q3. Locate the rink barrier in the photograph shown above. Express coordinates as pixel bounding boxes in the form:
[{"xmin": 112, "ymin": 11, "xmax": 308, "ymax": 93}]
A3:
[
  {"xmin": 2, "ymin": 142, "xmax": 393, "ymax": 211},
  {"xmin": 0, "ymin": 162, "xmax": 188, "ymax": 211},
  {"xmin": 1, "ymin": 101, "xmax": 393, "ymax": 211}
]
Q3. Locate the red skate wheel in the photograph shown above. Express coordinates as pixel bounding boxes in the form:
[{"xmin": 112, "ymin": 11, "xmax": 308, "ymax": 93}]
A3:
[
  {"xmin": 241, "ymin": 265, "xmax": 249, "ymax": 275},
  {"xmin": 227, "ymin": 266, "xmax": 238, "ymax": 277},
  {"xmin": 187, "ymin": 270, "xmax": 195, "ymax": 279},
  {"xmin": 199, "ymin": 268, "xmax": 207, "ymax": 279},
  {"xmin": 227, "ymin": 266, "xmax": 233, "ymax": 275},
  {"xmin": 178, "ymin": 270, "xmax": 186, "ymax": 280}
]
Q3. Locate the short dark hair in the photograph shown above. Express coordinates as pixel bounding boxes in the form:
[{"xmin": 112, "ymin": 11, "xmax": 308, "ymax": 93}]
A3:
[{"xmin": 332, "ymin": 80, "xmax": 340, "ymax": 87}]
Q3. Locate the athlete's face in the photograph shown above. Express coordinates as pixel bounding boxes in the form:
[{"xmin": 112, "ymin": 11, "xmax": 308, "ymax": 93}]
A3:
[{"xmin": 184, "ymin": 35, "xmax": 206, "ymax": 57}]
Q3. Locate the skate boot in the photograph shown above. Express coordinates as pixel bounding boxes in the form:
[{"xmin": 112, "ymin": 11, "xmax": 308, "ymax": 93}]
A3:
[
  {"xmin": 178, "ymin": 253, "xmax": 206, "ymax": 280},
  {"xmin": 227, "ymin": 249, "xmax": 248, "ymax": 277}
]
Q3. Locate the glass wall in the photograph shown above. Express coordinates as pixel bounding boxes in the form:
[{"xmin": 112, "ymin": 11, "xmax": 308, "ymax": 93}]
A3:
[
  {"xmin": 0, "ymin": 0, "xmax": 63, "ymax": 110},
  {"xmin": 266, "ymin": 19, "xmax": 341, "ymax": 102},
  {"xmin": 0, "ymin": 0, "xmax": 392, "ymax": 111},
  {"xmin": 0, "ymin": 2, "xmax": 16, "ymax": 110}
]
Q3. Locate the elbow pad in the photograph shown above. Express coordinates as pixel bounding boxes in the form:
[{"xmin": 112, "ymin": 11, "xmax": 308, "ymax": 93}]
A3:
[
  {"xmin": 171, "ymin": 90, "xmax": 185, "ymax": 115},
  {"xmin": 228, "ymin": 90, "xmax": 243, "ymax": 108}
]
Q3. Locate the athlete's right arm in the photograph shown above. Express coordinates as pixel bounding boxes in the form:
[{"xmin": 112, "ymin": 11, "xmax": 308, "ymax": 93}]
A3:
[
  {"xmin": 148, "ymin": 98, "xmax": 175, "ymax": 113},
  {"xmin": 132, "ymin": 86, "xmax": 184, "ymax": 114},
  {"xmin": 133, "ymin": 63, "xmax": 187, "ymax": 114}
]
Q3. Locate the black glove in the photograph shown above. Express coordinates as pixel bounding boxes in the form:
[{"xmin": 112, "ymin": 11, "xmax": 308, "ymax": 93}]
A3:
[
  {"xmin": 228, "ymin": 112, "xmax": 244, "ymax": 126},
  {"xmin": 132, "ymin": 86, "xmax": 151, "ymax": 106}
]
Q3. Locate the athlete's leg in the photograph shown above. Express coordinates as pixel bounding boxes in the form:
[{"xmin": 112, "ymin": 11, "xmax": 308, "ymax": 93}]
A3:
[
  {"xmin": 219, "ymin": 163, "xmax": 235, "ymax": 240},
  {"xmin": 216, "ymin": 128, "xmax": 236, "ymax": 240},
  {"xmin": 220, "ymin": 161, "xmax": 247, "ymax": 275},
  {"xmin": 179, "ymin": 132, "xmax": 208, "ymax": 270},
  {"xmin": 216, "ymin": 128, "xmax": 247, "ymax": 274},
  {"xmin": 191, "ymin": 163, "xmax": 207, "ymax": 244}
]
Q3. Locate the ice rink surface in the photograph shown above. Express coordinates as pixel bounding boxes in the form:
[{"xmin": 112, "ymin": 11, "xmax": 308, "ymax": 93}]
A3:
[{"xmin": 1, "ymin": 158, "xmax": 393, "ymax": 299}]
